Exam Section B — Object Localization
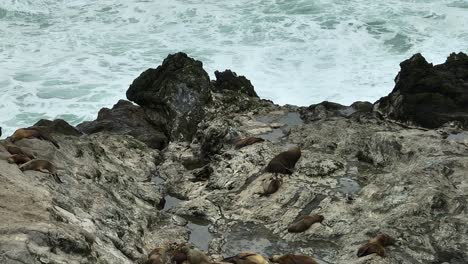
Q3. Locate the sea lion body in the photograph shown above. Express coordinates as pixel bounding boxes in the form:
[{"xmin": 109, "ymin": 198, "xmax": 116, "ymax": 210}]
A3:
[
  {"xmin": 266, "ymin": 146, "xmax": 301, "ymax": 174},
  {"xmin": 10, "ymin": 128, "xmax": 60, "ymax": 148},
  {"xmin": 234, "ymin": 137, "xmax": 265, "ymax": 149},
  {"xmin": 172, "ymin": 251, "xmax": 188, "ymax": 264},
  {"xmin": 270, "ymin": 254, "xmax": 318, "ymax": 264},
  {"xmin": 146, "ymin": 247, "xmax": 166, "ymax": 264},
  {"xmin": 223, "ymin": 252, "xmax": 269, "ymax": 264},
  {"xmin": 6, "ymin": 145, "xmax": 35, "ymax": 159},
  {"xmin": 19, "ymin": 159, "xmax": 62, "ymax": 183},
  {"xmin": 260, "ymin": 177, "xmax": 283, "ymax": 196},
  {"xmin": 357, "ymin": 234, "xmax": 395, "ymax": 258},
  {"xmin": 179, "ymin": 246, "xmax": 210, "ymax": 264},
  {"xmin": 357, "ymin": 242, "xmax": 385, "ymax": 257},
  {"xmin": 7, "ymin": 154, "xmax": 32, "ymax": 165},
  {"xmin": 287, "ymin": 214, "xmax": 324, "ymax": 233}
]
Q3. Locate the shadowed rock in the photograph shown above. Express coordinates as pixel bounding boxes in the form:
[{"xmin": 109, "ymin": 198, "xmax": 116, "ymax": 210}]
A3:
[
  {"xmin": 34, "ymin": 119, "xmax": 82, "ymax": 136},
  {"xmin": 77, "ymin": 100, "xmax": 168, "ymax": 150},
  {"xmin": 375, "ymin": 52, "xmax": 468, "ymax": 128},
  {"xmin": 127, "ymin": 52, "xmax": 212, "ymax": 141},
  {"xmin": 213, "ymin": 70, "xmax": 258, "ymax": 97}
]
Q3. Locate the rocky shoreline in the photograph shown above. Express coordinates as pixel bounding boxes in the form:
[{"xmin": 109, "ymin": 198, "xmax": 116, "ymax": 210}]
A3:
[{"xmin": 1, "ymin": 52, "xmax": 467, "ymax": 264}]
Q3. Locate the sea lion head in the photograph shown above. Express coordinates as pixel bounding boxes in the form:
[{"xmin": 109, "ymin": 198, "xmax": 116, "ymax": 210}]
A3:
[{"xmin": 373, "ymin": 234, "xmax": 395, "ymax": 246}]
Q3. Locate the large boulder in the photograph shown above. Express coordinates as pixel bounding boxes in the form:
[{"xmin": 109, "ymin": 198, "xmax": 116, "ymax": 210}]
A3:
[
  {"xmin": 127, "ymin": 52, "xmax": 212, "ymax": 141},
  {"xmin": 375, "ymin": 52, "xmax": 468, "ymax": 128},
  {"xmin": 77, "ymin": 100, "xmax": 168, "ymax": 150},
  {"xmin": 213, "ymin": 70, "xmax": 258, "ymax": 97}
]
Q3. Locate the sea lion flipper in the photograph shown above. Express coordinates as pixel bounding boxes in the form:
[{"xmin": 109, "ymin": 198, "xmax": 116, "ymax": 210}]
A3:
[{"xmin": 52, "ymin": 173, "xmax": 63, "ymax": 183}]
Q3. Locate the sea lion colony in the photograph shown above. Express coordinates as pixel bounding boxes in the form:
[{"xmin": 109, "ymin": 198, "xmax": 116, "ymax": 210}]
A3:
[{"xmin": 0, "ymin": 126, "xmax": 396, "ymax": 263}]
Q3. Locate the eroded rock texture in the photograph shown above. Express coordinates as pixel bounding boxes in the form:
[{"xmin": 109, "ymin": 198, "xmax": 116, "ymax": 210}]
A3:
[
  {"xmin": 127, "ymin": 52, "xmax": 212, "ymax": 141},
  {"xmin": 1, "ymin": 52, "xmax": 468, "ymax": 264}
]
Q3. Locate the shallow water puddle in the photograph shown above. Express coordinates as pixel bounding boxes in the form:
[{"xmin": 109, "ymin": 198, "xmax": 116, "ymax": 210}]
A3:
[
  {"xmin": 255, "ymin": 112, "xmax": 303, "ymax": 142},
  {"xmin": 222, "ymin": 223, "xmax": 332, "ymax": 263},
  {"xmin": 152, "ymin": 174, "xmax": 213, "ymax": 251},
  {"xmin": 447, "ymin": 132, "xmax": 468, "ymax": 145}
]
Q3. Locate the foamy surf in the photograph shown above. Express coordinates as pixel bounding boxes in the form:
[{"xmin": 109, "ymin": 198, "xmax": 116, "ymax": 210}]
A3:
[{"xmin": 1, "ymin": 0, "xmax": 467, "ymax": 136}]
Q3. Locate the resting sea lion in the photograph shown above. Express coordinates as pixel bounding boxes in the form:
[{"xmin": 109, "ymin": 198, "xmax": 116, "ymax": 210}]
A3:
[
  {"xmin": 178, "ymin": 245, "xmax": 210, "ymax": 264},
  {"xmin": 172, "ymin": 251, "xmax": 188, "ymax": 264},
  {"xmin": 287, "ymin": 214, "xmax": 324, "ymax": 233},
  {"xmin": 7, "ymin": 154, "xmax": 32, "ymax": 165},
  {"xmin": 357, "ymin": 234, "xmax": 395, "ymax": 257},
  {"xmin": 6, "ymin": 145, "xmax": 35, "ymax": 159},
  {"xmin": 270, "ymin": 254, "xmax": 318, "ymax": 264},
  {"xmin": 234, "ymin": 137, "xmax": 265, "ymax": 149},
  {"xmin": 10, "ymin": 127, "xmax": 60, "ymax": 148},
  {"xmin": 19, "ymin": 159, "xmax": 62, "ymax": 183},
  {"xmin": 146, "ymin": 247, "xmax": 167, "ymax": 264},
  {"xmin": 258, "ymin": 176, "xmax": 283, "ymax": 196},
  {"xmin": 223, "ymin": 252, "xmax": 269, "ymax": 264},
  {"xmin": 266, "ymin": 146, "xmax": 301, "ymax": 174}
]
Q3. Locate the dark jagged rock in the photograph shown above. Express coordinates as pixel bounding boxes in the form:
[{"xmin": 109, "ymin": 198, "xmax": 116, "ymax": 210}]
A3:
[
  {"xmin": 375, "ymin": 52, "xmax": 468, "ymax": 128},
  {"xmin": 34, "ymin": 119, "xmax": 82, "ymax": 136},
  {"xmin": 213, "ymin": 70, "xmax": 258, "ymax": 97},
  {"xmin": 127, "ymin": 52, "xmax": 212, "ymax": 141},
  {"xmin": 300, "ymin": 101, "xmax": 374, "ymax": 123},
  {"xmin": 77, "ymin": 100, "xmax": 168, "ymax": 150}
]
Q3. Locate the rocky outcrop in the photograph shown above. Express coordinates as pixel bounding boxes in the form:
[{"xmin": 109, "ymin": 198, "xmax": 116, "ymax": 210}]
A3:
[
  {"xmin": 77, "ymin": 100, "xmax": 168, "ymax": 150},
  {"xmin": 1, "ymin": 52, "xmax": 468, "ymax": 264},
  {"xmin": 299, "ymin": 101, "xmax": 374, "ymax": 122},
  {"xmin": 34, "ymin": 119, "xmax": 82, "ymax": 136},
  {"xmin": 213, "ymin": 70, "xmax": 258, "ymax": 98},
  {"xmin": 127, "ymin": 52, "xmax": 212, "ymax": 141},
  {"xmin": 375, "ymin": 52, "xmax": 468, "ymax": 128}
]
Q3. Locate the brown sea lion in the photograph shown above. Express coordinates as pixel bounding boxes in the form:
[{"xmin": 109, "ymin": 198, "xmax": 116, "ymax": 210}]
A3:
[
  {"xmin": 146, "ymin": 247, "xmax": 166, "ymax": 264},
  {"xmin": 357, "ymin": 234, "xmax": 395, "ymax": 258},
  {"xmin": 234, "ymin": 137, "xmax": 265, "ymax": 149},
  {"xmin": 258, "ymin": 176, "xmax": 283, "ymax": 196},
  {"xmin": 6, "ymin": 145, "xmax": 35, "ymax": 159},
  {"xmin": 178, "ymin": 245, "xmax": 211, "ymax": 264},
  {"xmin": 223, "ymin": 252, "xmax": 269, "ymax": 264},
  {"xmin": 287, "ymin": 214, "xmax": 324, "ymax": 233},
  {"xmin": 19, "ymin": 159, "xmax": 62, "ymax": 183},
  {"xmin": 265, "ymin": 146, "xmax": 301, "ymax": 174},
  {"xmin": 270, "ymin": 254, "xmax": 318, "ymax": 264},
  {"xmin": 172, "ymin": 251, "xmax": 188, "ymax": 264},
  {"xmin": 7, "ymin": 154, "xmax": 32, "ymax": 165},
  {"xmin": 10, "ymin": 127, "xmax": 60, "ymax": 148}
]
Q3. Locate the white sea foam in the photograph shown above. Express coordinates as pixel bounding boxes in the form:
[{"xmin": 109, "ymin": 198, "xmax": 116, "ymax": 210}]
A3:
[{"xmin": 0, "ymin": 0, "xmax": 467, "ymax": 136}]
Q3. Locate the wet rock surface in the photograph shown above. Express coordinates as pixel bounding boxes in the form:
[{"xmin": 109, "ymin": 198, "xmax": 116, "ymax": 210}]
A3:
[{"xmin": 1, "ymin": 52, "xmax": 468, "ymax": 264}]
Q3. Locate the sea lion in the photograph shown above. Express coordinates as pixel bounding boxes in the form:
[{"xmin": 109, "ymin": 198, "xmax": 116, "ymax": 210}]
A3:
[
  {"xmin": 270, "ymin": 254, "xmax": 318, "ymax": 264},
  {"xmin": 10, "ymin": 127, "xmax": 60, "ymax": 148},
  {"xmin": 6, "ymin": 145, "xmax": 35, "ymax": 159},
  {"xmin": 19, "ymin": 159, "xmax": 62, "ymax": 183},
  {"xmin": 357, "ymin": 234, "xmax": 395, "ymax": 258},
  {"xmin": 223, "ymin": 252, "xmax": 269, "ymax": 264},
  {"xmin": 146, "ymin": 247, "xmax": 167, "ymax": 264},
  {"xmin": 7, "ymin": 154, "xmax": 32, "ymax": 165},
  {"xmin": 265, "ymin": 146, "xmax": 301, "ymax": 174},
  {"xmin": 258, "ymin": 176, "xmax": 283, "ymax": 196},
  {"xmin": 234, "ymin": 137, "xmax": 265, "ymax": 149},
  {"xmin": 287, "ymin": 214, "xmax": 324, "ymax": 233},
  {"xmin": 178, "ymin": 245, "xmax": 211, "ymax": 264},
  {"xmin": 172, "ymin": 251, "xmax": 188, "ymax": 264}
]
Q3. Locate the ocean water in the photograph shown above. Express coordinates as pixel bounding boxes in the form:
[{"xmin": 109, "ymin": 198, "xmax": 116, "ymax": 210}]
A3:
[{"xmin": 1, "ymin": 0, "xmax": 468, "ymax": 137}]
